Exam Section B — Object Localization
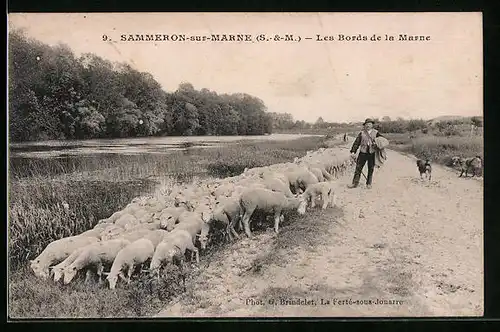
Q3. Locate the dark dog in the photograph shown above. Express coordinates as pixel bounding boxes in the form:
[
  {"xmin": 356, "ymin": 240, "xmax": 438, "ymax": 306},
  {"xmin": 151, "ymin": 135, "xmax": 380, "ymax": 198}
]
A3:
[
  {"xmin": 416, "ymin": 159, "xmax": 432, "ymax": 181},
  {"xmin": 451, "ymin": 156, "xmax": 482, "ymax": 177}
]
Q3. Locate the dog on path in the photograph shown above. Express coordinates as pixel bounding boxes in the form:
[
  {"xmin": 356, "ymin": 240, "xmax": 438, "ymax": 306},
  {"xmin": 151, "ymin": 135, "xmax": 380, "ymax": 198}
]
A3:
[{"xmin": 416, "ymin": 159, "xmax": 432, "ymax": 181}]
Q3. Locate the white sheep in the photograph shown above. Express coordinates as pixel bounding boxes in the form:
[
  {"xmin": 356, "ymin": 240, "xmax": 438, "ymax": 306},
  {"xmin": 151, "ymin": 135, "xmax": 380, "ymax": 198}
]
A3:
[
  {"xmin": 30, "ymin": 235, "xmax": 100, "ymax": 279},
  {"xmin": 104, "ymin": 238, "xmax": 155, "ymax": 289},
  {"xmin": 78, "ymin": 228, "xmax": 103, "ymax": 240},
  {"xmin": 210, "ymin": 196, "xmax": 243, "ymax": 241},
  {"xmin": 192, "ymin": 201, "xmax": 214, "ymax": 224},
  {"xmin": 124, "ymin": 222, "xmax": 161, "ymax": 233},
  {"xmin": 212, "ymin": 183, "xmax": 238, "ymax": 198},
  {"xmin": 308, "ymin": 167, "xmax": 325, "ymax": 182},
  {"xmin": 134, "ymin": 211, "xmax": 155, "ymax": 225},
  {"xmin": 173, "ymin": 189, "xmax": 211, "ymax": 211},
  {"xmin": 262, "ymin": 170, "xmax": 289, "ymax": 187},
  {"xmin": 147, "ymin": 201, "xmax": 168, "ymax": 213},
  {"xmin": 285, "ymin": 167, "xmax": 319, "ymax": 194},
  {"xmin": 302, "ymin": 181, "xmax": 337, "ymax": 210},
  {"xmin": 149, "ymin": 229, "xmax": 199, "ymax": 280},
  {"xmin": 117, "ymin": 228, "xmax": 157, "ymax": 243},
  {"xmin": 153, "ymin": 206, "xmax": 188, "ymax": 231},
  {"xmin": 50, "ymin": 246, "xmax": 88, "ymax": 283},
  {"xmin": 132, "ymin": 208, "xmax": 150, "ymax": 220},
  {"xmin": 99, "ymin": 210, "xmax": 126, "ymax": 224},
  {"xmin": 114, "ymin": 213, "xmax": 138, "ymax": 229},
  {"xmin": 62, "ymin": 238, "xmax": 131, "ymax": 284},
  {"xmin": 143, "ymin": 229, "xmax": 171, "ymax": 248},
  {"xmin": 100, "ymin": 224, "xmax": 125, "ymax": 241},
  {"xmin": 259, "ymin": 173, "xmax": 294, "ymax": 198},
  {"xmin": 174, "ymin": 211, "xmax": 211, "ymax": 250},
  {"xmin": 239, "ymin": 188, "xmax": 307, "ymax": 237},
  {"xmin": 297, "ymin": 157, "xmax": 336, "ymax": 181}
]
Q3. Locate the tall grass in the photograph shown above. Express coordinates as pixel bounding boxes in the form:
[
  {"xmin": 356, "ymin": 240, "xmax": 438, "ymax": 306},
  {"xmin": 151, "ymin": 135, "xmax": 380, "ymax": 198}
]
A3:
[{"xmin": 8, "ymin": 136, "xmax": 330, "ymax": 318}]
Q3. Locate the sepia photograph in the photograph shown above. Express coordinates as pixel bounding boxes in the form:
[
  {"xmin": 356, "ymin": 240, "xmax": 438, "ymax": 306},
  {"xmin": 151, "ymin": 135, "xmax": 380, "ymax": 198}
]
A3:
[{"xmin": 7, "ymin": 12, "xmax": 483, "ymax": 318}]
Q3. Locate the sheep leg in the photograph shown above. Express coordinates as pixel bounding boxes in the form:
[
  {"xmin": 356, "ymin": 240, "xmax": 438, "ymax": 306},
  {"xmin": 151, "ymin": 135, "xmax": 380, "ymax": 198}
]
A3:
[
  {"xmin": 322, "ymin": 169, "xmax": 334, "ymax": 181},
  {"xmin": 310, "ymin": 193, "xmax": 316, "ymax": 208},
  {"xmin": 126, "ymin": 265, "xmax": 134, "ymax": 284},
  {"xmin": 241, "ymin": 209, "xmax": 254, "ymax": 238},
  {"xmin": 225, "ymin": 226, "xmax": 233, "ymax": 242},
  {"xmin": 96, "ymin": 263, "xmax": 104, "ymax": 282},
  {"xmin": 230, "ymin": 224, "xmax": 240, "ymax": 239},
  {"xmin": 222, "ymin": 214, "xmax": 233, "ymax": 242},
  {"xmin": 85, "ymin": 270, "xmax": 94, "ymax": 284},
  {"xmin": 186, "ymin": 241, "xmax": 200, "ymax": 264},
  {"xmin": 118, "ymin": 271, "xmax": 127, "ymax": 282},
  {"xmin": 179, "ymin": 258, "xmax": 187, "ymax": 292},
  {"xmin": 330, "ymin": 192, "xmax": 337, "ymax": 207},
  {"xmin": 321, "ymin": 189, "xmax": 330, "ymax": 209},
  {"xmin": 273, "ymin": 210, "xmax": 282, "ymax": 234},
  {"xmin": 226, "ymin": 214, "xmax": 240, "ymax": 240}
]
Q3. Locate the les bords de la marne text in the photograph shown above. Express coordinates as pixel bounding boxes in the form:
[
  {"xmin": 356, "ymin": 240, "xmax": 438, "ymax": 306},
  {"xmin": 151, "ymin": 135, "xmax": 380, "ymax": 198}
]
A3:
[{"xmin": 106, "ymin": 33, "xmax": 431, "ymax": 43}]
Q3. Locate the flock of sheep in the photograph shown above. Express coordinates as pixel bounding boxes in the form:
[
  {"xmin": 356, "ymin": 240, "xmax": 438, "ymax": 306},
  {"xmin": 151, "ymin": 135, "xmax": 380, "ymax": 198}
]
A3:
[{"xmin": 29, "ymin": 146, "xmax": 355, "ymax": 290}]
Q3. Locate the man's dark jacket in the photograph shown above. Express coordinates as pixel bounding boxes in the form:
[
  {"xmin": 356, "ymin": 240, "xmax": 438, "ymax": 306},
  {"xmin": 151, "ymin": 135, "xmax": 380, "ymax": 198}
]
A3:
[{"xmin": 350, "ymin": 129, "xmax": 384, "ymax": 154}]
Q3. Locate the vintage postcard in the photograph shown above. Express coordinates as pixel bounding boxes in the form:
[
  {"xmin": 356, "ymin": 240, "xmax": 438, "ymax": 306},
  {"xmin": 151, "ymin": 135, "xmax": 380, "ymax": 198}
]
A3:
[{"xmin": 7, "ymin": 12, "xmax": 483, "ymax": 319}]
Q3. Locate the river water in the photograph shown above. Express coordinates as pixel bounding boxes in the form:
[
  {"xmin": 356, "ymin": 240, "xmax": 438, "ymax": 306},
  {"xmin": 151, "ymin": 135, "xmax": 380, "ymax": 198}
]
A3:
[{"xmin": 9, "ymin": 134, "xmax": 322, "ymax": 159}]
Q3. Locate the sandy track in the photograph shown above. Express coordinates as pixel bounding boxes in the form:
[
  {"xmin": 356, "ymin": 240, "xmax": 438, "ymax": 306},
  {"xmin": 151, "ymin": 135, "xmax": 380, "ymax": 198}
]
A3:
[{"xmin": 156, "ymin": 147, "xmax": 483, "ymax": 317}]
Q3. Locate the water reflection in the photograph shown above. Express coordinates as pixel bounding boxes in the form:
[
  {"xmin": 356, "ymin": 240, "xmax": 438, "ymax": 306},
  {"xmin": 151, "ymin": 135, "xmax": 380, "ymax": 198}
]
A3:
[{"xmin": 9, "ymin": 134, "xmax": 318, "ymax": 158}]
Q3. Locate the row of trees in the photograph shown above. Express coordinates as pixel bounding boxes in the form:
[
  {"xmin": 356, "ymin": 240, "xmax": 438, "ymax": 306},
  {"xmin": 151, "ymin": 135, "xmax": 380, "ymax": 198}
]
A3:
[
  {"xmin": 9, "ymin": 30, "xmax": 272, "ymax": 142},
  {"xmin": 268, "ymin": 113, "xmax": 361, "ymax": 131},
  {"xmin": 374, "ymin": 117, "xmax": 482, "ymax": 135},
  {"xmin": 9, "ymin": 30, "xmax": 482, "ymax": 142}
]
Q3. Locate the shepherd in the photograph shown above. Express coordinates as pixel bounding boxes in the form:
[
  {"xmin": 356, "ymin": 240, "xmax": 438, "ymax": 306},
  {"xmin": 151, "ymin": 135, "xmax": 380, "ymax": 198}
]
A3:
[{"xmin": 347, "ymin": 118, "xmax": 389, "ymax": 189}]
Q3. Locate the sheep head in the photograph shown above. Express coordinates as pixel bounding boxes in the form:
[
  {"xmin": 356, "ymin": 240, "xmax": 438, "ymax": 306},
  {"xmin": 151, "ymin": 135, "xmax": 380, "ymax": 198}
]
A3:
[
  {"xmin": 196, "ymin": 204, "xmax": 213, "ymax": 223},
  {"xmin": 198, "ymin": 222, "xmax": 211, "ymax": 250},
  {"xmin": 63, "ymin": 265, "xmax": 79, "ymax": 284},
  {"xmin": 159, "ymin": 214, "xmax": 176, "ymax": 230},
  {"xmin": 32, "ymin": 264, "xmax": 51, "ymax": 279},
  {"xmin": 105, "ymin": 271, "xmax": 126, "ymax": 290},
  {"xmin": 29, "ymin": 259, "xmax": 39, "ymax": 269},
  {"xmin": 296, "ymin": 197, "xmax": 307, "ymax": 215},
  {"xmin": 51, "ymin": 266, "xmax": 65, "ymax": 282},
  {"xmin": 289, "ymin": 193, "xmax": 308, "ymax": 215},
  {"xmin": 149, "ymin": 250, "xmax": 165, "ymax": 277}
]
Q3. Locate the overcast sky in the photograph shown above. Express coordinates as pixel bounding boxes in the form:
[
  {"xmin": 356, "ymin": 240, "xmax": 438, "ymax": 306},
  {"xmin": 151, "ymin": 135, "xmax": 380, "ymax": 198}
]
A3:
[{"xmin": 8, "ymin": 12, "xmax": 482, "ymax": 123}]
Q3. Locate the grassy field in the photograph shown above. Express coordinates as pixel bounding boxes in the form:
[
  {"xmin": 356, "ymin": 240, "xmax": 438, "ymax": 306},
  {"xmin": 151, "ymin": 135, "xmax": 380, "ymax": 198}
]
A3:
[{"xmin": 8, "ymin": 135, "xmax": 331, "ymax": 318}]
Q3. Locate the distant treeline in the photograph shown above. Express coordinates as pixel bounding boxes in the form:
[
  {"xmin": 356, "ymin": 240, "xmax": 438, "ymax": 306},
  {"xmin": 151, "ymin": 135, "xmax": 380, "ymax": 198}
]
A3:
[{"xmin": 8, "ymin": 30, "xmax": 275, "ymax": 142}]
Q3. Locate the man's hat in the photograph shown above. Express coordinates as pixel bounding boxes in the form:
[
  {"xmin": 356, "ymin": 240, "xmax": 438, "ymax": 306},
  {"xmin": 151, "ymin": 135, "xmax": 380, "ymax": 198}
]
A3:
[{"xmin": 363, "ymin": 118, "xmax": 375, "ymax": 125}]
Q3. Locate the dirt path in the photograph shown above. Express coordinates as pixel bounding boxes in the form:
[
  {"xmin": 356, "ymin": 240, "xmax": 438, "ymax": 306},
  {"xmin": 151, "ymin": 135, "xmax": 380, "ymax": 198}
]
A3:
[{"xmin": 155, "ymin": 147, "xmax": 483, "ymax": 317}]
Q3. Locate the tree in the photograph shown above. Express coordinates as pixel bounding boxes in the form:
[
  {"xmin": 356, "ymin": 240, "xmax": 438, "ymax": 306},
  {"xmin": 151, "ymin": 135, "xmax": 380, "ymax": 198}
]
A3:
[{"xmin": 8, "ymin": 30, "xmax": 280, "ymax": 141}]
